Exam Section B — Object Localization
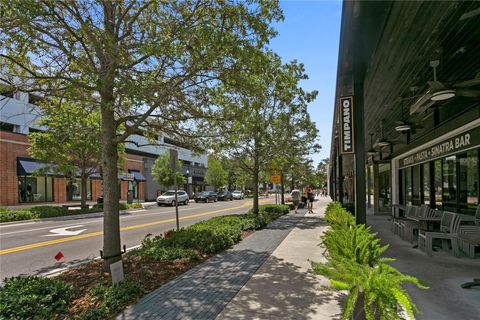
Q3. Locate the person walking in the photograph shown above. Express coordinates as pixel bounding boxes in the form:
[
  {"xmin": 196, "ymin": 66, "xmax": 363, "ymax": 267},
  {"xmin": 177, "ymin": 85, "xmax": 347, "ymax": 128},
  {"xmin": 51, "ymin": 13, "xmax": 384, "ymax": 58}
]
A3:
[
  {"xmin": 307, "ymin": 187, "xmax": 315, "ymax": 213},
  {"xmin": 290, "ymin": 188, "xmax": 301, "ymax": 214}
]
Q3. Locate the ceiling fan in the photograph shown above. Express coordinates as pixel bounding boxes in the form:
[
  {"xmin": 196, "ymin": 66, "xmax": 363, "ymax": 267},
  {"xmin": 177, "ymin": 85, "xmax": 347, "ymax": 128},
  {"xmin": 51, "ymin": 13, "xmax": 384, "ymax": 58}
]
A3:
[{"xmin": 410, "ymin": 60, "xmax": 480, "ymax": 115}]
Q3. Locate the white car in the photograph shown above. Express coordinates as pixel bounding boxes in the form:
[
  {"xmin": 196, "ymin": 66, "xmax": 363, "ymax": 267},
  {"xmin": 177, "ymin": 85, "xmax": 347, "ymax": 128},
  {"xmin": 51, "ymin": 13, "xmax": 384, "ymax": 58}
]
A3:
[
  {"xmin": 157, "ymin": 190, "xmax": 189, "ymax": 206},
  {"xmin": 232, "ymin": 190, "xmax": 244, "ymax": 200}
]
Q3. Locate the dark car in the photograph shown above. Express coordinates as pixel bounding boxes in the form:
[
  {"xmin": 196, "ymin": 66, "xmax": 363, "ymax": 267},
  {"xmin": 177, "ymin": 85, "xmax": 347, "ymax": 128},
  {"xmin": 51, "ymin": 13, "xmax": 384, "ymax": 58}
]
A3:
[
  {"xmin": 194, "ymin": 191, "xmax": 217, "ymax": 203},
  {"xmin": 217, "ymin": 191, "xmax": 233, "ymax": 201}
]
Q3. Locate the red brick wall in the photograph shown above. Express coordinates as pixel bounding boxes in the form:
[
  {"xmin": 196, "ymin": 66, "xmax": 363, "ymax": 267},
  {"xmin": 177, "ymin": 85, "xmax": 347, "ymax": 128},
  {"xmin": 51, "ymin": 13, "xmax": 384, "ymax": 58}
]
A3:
[
  {"xmin": 0, "ymin": 131, "xmax": 146, "ymax": 206},
  {"xmin": 0, "ymin": 132, "xmax": 30, "ymax": 206}
]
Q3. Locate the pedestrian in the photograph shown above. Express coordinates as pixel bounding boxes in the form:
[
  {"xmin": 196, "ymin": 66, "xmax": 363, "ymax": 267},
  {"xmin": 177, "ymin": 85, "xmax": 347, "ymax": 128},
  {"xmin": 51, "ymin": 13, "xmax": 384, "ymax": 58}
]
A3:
[
  {"xmin": 307, "ymin": 187, "xmax": 315, "ymax": 213},
  {"xmin": 290, "ymin": 188, "xmax": 301, "ymax": 213}
]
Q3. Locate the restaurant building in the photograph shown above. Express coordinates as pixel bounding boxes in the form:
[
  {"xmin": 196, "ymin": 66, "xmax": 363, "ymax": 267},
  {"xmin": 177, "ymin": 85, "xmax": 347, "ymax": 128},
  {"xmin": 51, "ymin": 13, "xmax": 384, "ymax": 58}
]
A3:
[
  {"xmin": 329, "ymin": 1, "xmax": 480, "ymax": 222},
  {"xmin": 0, "ymin": 91, "xmax": 208, "ymax": 206}
]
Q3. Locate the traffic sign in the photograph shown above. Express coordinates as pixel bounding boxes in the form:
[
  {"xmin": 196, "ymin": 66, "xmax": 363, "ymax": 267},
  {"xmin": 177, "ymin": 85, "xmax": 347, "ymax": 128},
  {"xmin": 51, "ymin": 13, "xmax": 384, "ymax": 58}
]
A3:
[{"xmin": 270, "ymin": 175, "xmax": 281, "ymax": 184}]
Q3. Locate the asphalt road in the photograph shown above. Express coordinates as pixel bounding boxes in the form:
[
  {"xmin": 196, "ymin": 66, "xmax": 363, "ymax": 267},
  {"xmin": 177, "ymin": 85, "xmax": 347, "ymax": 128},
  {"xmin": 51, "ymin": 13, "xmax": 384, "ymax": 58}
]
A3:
[{"xmin": 0, "ymin": 198, "xmax": 274, "ymax": 281}]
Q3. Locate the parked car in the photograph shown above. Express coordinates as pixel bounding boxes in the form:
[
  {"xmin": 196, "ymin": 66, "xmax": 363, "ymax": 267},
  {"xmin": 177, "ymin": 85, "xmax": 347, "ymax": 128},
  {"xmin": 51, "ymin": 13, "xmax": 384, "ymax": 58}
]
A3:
[
  {"xmin": 232, "ymin": 190, "xmax": 244, "ymax": 200},
  {"xmin": 157, "ymin": 190, "xmax": 189, "ymax": 206},
  {"xmin": 194, "ymin": 191, "xmax": 217, "ymax": 203},
  {"xmin": 217, "ymin": 191, "xmax": 233, "ymax": 201}
]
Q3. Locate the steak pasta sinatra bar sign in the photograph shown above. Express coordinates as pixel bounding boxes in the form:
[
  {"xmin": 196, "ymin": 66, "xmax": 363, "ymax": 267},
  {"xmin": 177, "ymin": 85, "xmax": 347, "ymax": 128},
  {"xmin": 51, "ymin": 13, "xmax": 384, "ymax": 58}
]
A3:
[
  {"xmin": 340, "ymin": 96, "xmax": 354, "ymax": 154},
  {"xmin": 399, "ymin": 126, "xmax": 480, "ymax": 168}
]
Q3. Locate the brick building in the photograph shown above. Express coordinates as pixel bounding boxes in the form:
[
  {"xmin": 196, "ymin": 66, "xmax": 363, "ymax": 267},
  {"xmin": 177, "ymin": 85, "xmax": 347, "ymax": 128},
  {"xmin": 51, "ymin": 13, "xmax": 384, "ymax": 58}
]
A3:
[{"xmin": 0, "ymin": 91, "xmax": 207, "ymax": 206}]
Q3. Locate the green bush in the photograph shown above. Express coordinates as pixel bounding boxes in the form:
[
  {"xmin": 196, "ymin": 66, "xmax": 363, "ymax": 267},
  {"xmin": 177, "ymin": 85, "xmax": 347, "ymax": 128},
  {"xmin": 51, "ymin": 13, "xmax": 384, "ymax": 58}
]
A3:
[
  {"xmin": 0, "ymin": 276, "xmax": 73, "ymax": 320},
  {"xmin": 80, "ymin": 279, "xmax": 144, "ymax": 320},
  {"xmin": 30, "ymin": 206, "xmax": 69, "ymax": 218},
  {"xmin": 127, "ymin": 203, "xmax": 143, "ymax": 209},
  {"xmin": 312, "ymin": 201, "xmax": 428, "ymax": 319},
  {"xmin": 324, "ymin": 202, "xmax": 355, "ymax": 228},
  {"xmin": 0, "ymin": 207, "xmax": 35, "ymax": 222},
  {"xmin": 137, "ymin": 235, "xmax": 200, "ymax": 261},
  {"xmin": 91, "ymin": 202, "xmax": 129, "ymax": 211}
]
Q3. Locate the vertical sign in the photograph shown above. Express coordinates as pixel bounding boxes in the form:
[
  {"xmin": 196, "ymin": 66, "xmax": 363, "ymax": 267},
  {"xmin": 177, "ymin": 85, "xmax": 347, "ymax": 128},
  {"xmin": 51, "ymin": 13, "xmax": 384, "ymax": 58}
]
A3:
[{"xmin": 340, "ymin": 96, "xmax": 354, "ymax": 154}]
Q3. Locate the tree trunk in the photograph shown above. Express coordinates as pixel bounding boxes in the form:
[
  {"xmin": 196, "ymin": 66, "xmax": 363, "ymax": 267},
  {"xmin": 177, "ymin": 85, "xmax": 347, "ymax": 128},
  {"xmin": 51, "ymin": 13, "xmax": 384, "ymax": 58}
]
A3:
[
  {"xmin": 280, "ymin": 172, "xmax": 285, "ymax": 204},
  {"xmin": 80, "ymin": 174, "xmax": 88, "ymax": 212},
  {"xmin": 101, "ymin": 106, "xmax": 121, "ymax": 270},
  {"xmin": 101, "ymin": 1, "xmax": 122, "ymax": 272},
  {"xmin": 252, "ymin": 153, "xmax": 259, "ymax": 215}
]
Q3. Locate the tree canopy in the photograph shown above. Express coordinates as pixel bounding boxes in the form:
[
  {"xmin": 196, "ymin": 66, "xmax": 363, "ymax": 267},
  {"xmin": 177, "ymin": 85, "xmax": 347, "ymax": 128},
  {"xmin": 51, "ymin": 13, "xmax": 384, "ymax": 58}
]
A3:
[
  {"xmin": 0, "ymin": 0, "xmax": 284, "ymax": 270},
  {"xmin": 151, "ymin": 153, "xmax": 185, "ymax": 189}
]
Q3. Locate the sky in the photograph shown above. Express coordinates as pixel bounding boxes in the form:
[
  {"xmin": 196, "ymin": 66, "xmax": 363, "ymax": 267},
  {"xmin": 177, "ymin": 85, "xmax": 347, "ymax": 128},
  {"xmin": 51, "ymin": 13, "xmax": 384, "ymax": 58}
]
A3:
[{"xmin": 269, "ymin": 0, "xmax": 342, "ymax": 167}]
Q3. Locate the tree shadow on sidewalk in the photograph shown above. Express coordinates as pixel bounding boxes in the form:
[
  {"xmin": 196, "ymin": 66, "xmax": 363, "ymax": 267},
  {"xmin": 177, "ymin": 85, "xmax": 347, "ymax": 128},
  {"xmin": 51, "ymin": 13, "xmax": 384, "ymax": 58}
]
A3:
[{"xmin": 217, "ymin": 254, "xmax": 344, "ymax": 320}]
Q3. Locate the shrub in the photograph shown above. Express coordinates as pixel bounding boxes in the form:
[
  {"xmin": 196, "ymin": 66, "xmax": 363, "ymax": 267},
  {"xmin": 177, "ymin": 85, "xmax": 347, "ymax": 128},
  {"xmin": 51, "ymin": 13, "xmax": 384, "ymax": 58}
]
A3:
[
  {"xmin": 91, "ymin": 202, "xmax": 129, "ymax": 211},
  {"xmin": 324, "ymin": 202, "xmax": 355, "ymax": 228},
  {"xmin": 127, "ymin": 203, "xmax": 143, "ymax": 209},
  {"xmin": 81, "ymin": 279, "xmax": 144, "ymax": 320},
  {"xmin": 313, "ymin": 202, "xmax": 428, "ymax": 319},
  {"xmin": 30, "ymin": 206, "xmax": 69, "ymax": 218},
  {"xmin": 0, "ymin": 276, "xmax": 73, "ymax": 320},
  {"xmin": 0, "ymin": 207, "xmax": 35, "ymax": 222},
  {"xmin": 137, "ymin": 235, "xmax": 200, "ymax": 261}
]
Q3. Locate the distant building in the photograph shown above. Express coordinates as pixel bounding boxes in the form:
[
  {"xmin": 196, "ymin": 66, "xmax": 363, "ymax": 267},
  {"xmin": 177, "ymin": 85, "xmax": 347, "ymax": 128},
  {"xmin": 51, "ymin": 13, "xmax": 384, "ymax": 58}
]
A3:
[{"xmin": 0, "ymin": 90, "xmax": 207, "ymax": 206}]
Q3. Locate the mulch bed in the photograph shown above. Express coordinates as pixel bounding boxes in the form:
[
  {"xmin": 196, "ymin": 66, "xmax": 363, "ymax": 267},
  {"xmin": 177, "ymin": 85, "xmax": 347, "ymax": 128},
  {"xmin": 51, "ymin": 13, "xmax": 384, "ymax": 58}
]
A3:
[
  {"xmin": 58, "ymin": 252, "xmax": 211, "ymax": 318},
  {"xmin": 56, "ymin": 229, "xmax": 256, "ymax": 318}
]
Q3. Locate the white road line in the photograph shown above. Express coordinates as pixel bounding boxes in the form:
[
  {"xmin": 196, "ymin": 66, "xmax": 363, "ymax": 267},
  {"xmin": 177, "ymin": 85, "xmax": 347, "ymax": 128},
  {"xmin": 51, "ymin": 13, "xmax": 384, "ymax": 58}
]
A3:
[{"xmin": 0, "ymin": 203, "xmax": 243, "ymax": 236}]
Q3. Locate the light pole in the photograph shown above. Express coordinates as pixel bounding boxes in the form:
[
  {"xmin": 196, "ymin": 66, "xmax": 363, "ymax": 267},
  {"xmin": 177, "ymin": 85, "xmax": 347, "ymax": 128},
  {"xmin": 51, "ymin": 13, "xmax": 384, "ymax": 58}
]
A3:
[{"xmin": 186, "ymin": 169, "xmax": 190, "ymax": 198}]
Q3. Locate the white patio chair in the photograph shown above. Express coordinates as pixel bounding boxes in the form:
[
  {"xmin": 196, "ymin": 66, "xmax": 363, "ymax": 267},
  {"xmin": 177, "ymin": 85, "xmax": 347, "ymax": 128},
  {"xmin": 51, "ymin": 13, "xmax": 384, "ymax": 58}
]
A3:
[{"xmin": 418, "ymin": 211, "xmax": 461, "ymax": 256}]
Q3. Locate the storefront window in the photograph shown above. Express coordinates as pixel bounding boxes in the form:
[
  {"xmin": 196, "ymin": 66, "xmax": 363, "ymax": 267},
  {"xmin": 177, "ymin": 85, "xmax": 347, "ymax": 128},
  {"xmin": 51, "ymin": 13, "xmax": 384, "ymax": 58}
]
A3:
[
  {"xmin": 404, "ymin": 167, "xmax": 412, "ymax": 206},
  {"xmin": 378, "ymin": 163, "xmax": 391, "ymax": 212},
  {"xmin": 18, "ymin": 176, "xmax": 53, "ymax": 203},
  {"xmin": 66, "ymin": 179, "xmax": 92, "ymax": 201},
  {"xmin": 458, "ymin": 149, "xmax": 479, "ymax": 215},
  {"xmin": 412, "ymin": 165, "xmax": 421, "ymax": 205},
  {"xmin": 442, "ymin": 156, "xmax": 457, "ymax": 212},
  {"xmin": 128, "ymin": 180, "xmax": 139, "ymax": 199},
  {"xmin": 434, "ymin": 159, "xmax": 442, "ymax": 209},
  {"xmin": 422, "ymin": 163, "xmax": 431, "ymax": 205}
]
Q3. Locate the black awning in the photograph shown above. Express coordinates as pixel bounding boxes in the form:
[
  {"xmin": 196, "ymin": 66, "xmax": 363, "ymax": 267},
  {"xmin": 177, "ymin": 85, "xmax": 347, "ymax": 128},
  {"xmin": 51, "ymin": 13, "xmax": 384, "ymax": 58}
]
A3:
[{"xmin": 16, "ymin": 158, "xmax": 61, "ymax": 176}]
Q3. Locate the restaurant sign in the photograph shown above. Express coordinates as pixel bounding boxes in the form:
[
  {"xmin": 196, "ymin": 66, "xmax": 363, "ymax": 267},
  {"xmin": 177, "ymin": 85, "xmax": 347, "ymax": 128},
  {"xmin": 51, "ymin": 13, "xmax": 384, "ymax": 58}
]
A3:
[
  {"xmin": 399, "ymin": 126, "xmax": 480, "ymax": 168},
  {"xmin": 340, "ymin": 96, "xmax": 354, "ymax": 154}
]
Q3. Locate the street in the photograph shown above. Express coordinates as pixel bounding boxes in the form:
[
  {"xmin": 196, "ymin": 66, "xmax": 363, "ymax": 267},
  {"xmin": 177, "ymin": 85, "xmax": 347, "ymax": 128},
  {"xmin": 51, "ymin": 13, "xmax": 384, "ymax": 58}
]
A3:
[{"xmin": 0, "ymin": 198, "xmax": 273, "ymax": 280}]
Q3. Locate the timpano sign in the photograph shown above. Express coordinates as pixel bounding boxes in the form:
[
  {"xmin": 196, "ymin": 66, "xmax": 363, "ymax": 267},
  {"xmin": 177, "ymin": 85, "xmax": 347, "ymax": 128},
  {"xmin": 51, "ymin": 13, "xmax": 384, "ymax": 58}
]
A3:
[
  {"xmin": 399, "ymin": 126, "xmax": 480, "ymax": 168},
  {"xmin": 340, "ymin": 96, "xmax": 354, "ymax": 154}
]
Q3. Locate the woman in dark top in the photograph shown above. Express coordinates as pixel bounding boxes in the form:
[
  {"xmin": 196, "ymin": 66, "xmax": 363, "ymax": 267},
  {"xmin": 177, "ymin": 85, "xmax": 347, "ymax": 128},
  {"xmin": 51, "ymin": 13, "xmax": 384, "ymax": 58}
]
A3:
[{"xmin": 307, "ymin": 188, "xmax": 315, "ymax": 213}]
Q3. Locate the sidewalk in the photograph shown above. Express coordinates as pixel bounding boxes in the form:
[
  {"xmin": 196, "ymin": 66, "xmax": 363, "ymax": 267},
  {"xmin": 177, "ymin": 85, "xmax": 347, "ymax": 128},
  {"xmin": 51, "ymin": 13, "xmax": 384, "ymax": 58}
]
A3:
[{"xmin": 116, "ymin": 197, "xmax": 342, "ymax": 320}]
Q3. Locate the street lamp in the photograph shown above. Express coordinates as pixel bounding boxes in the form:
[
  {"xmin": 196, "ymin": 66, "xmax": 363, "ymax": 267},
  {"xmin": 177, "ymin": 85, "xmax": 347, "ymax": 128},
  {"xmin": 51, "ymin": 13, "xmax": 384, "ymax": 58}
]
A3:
[{"xmin": 186, "ymin": 169, "xmax": 190, "ymax": 198}]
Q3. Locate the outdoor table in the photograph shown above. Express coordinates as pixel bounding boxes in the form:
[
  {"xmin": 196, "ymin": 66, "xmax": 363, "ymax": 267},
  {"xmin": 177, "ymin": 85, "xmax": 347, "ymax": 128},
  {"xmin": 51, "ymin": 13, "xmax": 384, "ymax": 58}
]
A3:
[{"xmin": 409, "ymin": 216, "xmax": 442, "ymax": 232}]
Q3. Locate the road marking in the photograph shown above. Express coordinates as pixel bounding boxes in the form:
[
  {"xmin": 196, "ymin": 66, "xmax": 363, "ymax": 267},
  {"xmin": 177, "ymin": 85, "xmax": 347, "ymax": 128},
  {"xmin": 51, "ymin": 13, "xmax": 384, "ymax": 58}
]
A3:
[
  {"xmin": 0, "ymin": 200, "xmax": 267, "ymax": 255},
  {"xmin": 44, "ymin": 225, "xmax": 86, "ymax": 237}
]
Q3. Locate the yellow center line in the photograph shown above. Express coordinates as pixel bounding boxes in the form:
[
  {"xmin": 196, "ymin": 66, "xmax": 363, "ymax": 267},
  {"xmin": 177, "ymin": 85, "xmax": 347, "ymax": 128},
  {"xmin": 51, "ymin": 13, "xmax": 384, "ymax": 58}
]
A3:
[{"xmin": 0, "ymin": 199, "xmax": 270, "ymax": 255}]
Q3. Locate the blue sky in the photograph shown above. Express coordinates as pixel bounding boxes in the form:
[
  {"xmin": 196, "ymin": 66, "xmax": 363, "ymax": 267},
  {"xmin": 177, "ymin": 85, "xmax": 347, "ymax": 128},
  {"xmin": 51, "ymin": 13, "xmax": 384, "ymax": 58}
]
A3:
[{"xmin": 269, "ymin": 0, "xmax": 342, "ymax": 167}]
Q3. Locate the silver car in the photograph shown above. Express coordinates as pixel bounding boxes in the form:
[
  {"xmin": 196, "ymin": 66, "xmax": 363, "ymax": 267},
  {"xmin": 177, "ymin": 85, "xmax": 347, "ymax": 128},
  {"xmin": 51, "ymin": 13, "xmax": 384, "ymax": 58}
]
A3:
[
  {"xmin": 157, "ymin": 190, "xmax": 189, "ymax": 206},
  {"xmin": 232, "ymin": 190, "xmax": 244, "ymax": 200}
]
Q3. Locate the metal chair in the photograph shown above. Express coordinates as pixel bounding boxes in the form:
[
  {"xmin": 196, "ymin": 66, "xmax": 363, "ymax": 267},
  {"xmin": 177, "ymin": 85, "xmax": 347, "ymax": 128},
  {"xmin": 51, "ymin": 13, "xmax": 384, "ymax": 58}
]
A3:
[{"xmin": 418, "ymin": 211, "xmax": 461, "ymax": 256}]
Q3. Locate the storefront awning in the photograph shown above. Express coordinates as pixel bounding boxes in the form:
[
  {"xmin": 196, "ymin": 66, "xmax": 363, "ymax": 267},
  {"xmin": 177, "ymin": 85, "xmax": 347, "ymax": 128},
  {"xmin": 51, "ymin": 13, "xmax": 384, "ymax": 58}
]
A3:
[
  {"xmin": 17, "ymin": 158, "xmax": 61, "ymax": 176},
  {"xmin": 131, "ymin": 171, "xmax": 146, "ymax": 181}
]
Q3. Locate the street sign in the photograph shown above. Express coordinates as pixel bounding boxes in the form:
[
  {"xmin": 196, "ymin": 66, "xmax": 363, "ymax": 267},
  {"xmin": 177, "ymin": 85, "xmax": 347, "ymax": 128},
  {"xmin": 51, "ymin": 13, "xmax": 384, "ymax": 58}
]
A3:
[{"xmin": 270, "ymin": 175, "xmax": 281, "ymax": 184}]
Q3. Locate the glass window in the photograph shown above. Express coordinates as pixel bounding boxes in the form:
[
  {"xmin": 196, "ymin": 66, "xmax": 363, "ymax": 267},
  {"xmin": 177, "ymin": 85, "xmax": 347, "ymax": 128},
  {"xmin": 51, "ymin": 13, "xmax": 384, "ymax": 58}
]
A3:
[
  {"xmin": 378, "ymin": 164, "xmax": 391, "ymax": 212},
  {"xmin": 442, "ymin": 156, "xmax": 457, "ymax": 212},
  {"xmin": 128, "ymin": 180, "xmax": 138, "ymax": 199},
  {"xmin": 434, "ymin": 159, "xmax": 442, "ymax": 209},
  {"xmin": 67, "ymin": 179, "xmax": 92, "ymax": 201},
  {"xmin": 422, "ymin": 163, "xmax": 430, "ymax": 205},
  {"xmin": 458, "ymin": 149, "xmax": 479, "ymax": 215},
  {"xmin": 405, "ymin": 167, "xmax": 412, "ymax": 206},
  {"xmin": 18, "ymin": 176, "xmax": 53, "ymax": 203},
  {"xmin": 412, "ymin": 165, "xmax": 421, "ymax": 205}
]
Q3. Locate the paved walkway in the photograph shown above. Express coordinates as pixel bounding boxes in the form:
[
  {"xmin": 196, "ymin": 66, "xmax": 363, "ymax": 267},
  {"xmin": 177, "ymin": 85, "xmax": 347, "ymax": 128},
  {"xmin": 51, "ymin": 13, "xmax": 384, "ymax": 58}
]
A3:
[{"xmin": 116, "ymin": 197, "xmax": 340, "ymax": 320}]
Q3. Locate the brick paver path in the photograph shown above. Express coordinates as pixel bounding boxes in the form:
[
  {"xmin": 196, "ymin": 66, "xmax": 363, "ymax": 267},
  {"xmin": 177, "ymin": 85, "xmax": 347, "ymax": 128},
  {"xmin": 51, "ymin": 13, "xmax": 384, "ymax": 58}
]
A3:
[{"xmin": 116, "ymin": 211, "xmax": 305, "ymax": 320}]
